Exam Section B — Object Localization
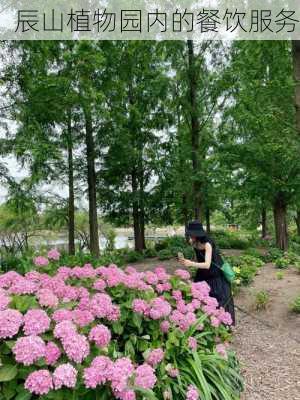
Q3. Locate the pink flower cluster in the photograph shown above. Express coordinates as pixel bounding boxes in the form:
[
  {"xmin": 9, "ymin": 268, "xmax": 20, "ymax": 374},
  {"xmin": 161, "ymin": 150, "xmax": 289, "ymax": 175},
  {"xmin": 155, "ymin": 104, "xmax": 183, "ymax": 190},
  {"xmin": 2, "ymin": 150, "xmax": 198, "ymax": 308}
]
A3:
[
  {"xmin": 23, "ymin": 309, "xmax": 50, "ymax": 335},
  {"xmin": 48, "ymin": 249, "xmax": 61, "ymax": 261},
  {"xmin": 34, "ymin": 256, "xmax": 49, "ymax": 267},
  {"xmin": 145, "ymin": 348, "xmax": 165, "ymax": 366},
  {"xmin": 84, "ymin": 355, "xmax": 156, "ymax": 399},
  {"xmin": 0, "ymin": 309, "xmax": 23, "ymax": 338},
  {"xmin": 186, "ymin": 385, "xmax": 199, "ymax": 400},
  {"xmin": 0, "ymin": 257, "xmax": 235, "ymax": 399},
  {"xmin": 25, "ymin": 363, "xmax": 77, "ymax": 395}
]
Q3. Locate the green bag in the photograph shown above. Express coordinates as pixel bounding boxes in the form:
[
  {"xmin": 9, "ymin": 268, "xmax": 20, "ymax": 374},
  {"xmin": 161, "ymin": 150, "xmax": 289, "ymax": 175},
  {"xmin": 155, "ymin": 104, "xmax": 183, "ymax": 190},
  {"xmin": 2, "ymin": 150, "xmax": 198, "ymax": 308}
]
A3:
[{"xmin": 219, "ymin": 261, "xmax": 236, "ymax": 283}]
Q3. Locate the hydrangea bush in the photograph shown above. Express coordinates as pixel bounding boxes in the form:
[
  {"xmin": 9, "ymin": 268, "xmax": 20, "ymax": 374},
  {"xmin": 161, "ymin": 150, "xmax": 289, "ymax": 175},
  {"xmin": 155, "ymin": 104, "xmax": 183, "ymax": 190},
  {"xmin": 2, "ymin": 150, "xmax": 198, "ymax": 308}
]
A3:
[{"xmin": 0, "ymin": 250, "xmax": 243, "ymax": 400}]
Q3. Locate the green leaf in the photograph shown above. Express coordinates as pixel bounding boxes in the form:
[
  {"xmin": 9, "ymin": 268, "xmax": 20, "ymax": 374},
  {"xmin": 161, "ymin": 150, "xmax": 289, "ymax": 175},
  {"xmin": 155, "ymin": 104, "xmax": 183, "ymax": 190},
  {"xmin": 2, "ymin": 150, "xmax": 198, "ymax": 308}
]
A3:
[
  {"xmin": 15, "ymin": 390, "xmax": 31, "ymax": 400},
  {"xmin": 0, "ymin": 365, "xmax": 18, "ymax": 382}
]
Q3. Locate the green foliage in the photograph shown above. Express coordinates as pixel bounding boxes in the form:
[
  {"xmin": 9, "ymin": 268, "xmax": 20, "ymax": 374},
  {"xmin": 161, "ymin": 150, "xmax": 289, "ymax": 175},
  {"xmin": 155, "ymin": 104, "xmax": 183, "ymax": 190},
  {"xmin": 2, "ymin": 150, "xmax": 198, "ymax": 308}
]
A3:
[
  {"xmin": 276, "ymin": 271, "xmax": 284, "ymax": 280},
  {"xmin": 157, "ymin": 249, "xmax": 173, "ymax": 261},
  {"xmin": 290, "ymin": 295, "xmax": 300, "ymax": 313},
  {"xmin": 211, "ymin": 231, "xmax": 250, "ymax": 250},
  {"xmin": 229, "ymin": 255, "xmax": 265, "ymax": 289},
  {"xmin": 0, "ymin": 257, "xmax": 243, "ymax": 400},
  {"xmin": 263, "ymin": 248, "xmax": 284, "ymax": 263},
  {"xmin": 244, "ymin": 247, "xmax": 263, "ymax": 259},
  {"xmin": 254, "ymin": 290, "xmax": 270, "ymax": 311},
  {"xmin": 179, "ymin": 351, "xmax": 243, "ymax": 400},
  {"xmin": 275, "ymin": 257, "xmax": 290, "ymax": 269}
]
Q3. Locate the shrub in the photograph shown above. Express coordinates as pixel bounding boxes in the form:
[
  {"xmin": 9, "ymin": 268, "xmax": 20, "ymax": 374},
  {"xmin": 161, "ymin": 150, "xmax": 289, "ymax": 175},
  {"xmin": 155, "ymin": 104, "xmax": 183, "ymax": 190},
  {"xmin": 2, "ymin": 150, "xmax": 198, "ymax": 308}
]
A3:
[
  {"xmin": 276, "ymin": 271, "xmax": 284, "ymax": 280},
  {"xmin": 254, "ymin": 290, "xmax": 270, "ymax": 311},
  {"xmin": 263, "ymin": 248, "xmax": 284, "ymax": 263},
  {"xmin": 290, "ymin": 295, "xmax": 300, "ymax": 313},
  {"xmin": 0, "ymin": 253, "xmax": 243, "ymax": 400},
  {"xmin": 227, "ymin": 255, "xmax": 263, "ymax": 287},
  {"xmin": 143, "ymin": 248, "xmax": 157, "ymax": 258},
  {"xmin": 284, "ymin": 251, "xmax": 300, "ymax": 265},
  {"xmin": 275, "ymin": 257, "xmax": 290, "ymax": 269},
  {"xmin": 157, "ymin": 249, "xmax": 173, "ymax": 260},
  {"xmin": 238, "ymin": 255, "xmax": 264, "ymax": 269},
  {"xmin": 244, "ymin": 248, "xmax": 264, "ymax": 260},
  {"xmin": 212, "ymin": 231, "xmax": 250, "ymax": 250},
  {"xmin": 124, "ymin": 250, "xmax": 144, "ymax": 263}
]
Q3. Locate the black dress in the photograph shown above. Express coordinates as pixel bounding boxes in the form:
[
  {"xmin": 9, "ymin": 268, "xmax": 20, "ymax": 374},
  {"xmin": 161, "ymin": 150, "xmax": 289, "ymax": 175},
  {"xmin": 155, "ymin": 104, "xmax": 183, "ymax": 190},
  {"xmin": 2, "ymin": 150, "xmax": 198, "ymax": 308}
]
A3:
[{"xmin": 194, "ymin": 243, "xmax": 236, "ymax": 325}]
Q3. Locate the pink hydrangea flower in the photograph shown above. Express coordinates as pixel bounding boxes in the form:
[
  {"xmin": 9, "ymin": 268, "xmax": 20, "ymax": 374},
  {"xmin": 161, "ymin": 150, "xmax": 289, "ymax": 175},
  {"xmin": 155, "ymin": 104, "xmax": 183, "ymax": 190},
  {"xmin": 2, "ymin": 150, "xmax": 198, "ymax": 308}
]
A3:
[
  {"xmin": 0, "ymin": 309, "xmax": 23, "ymax": 338},
  {"xmin": 53, "ymin": 363, "xmax": 77, "ymax": 389},
  {"xmin": 54, "ymin": 320, "xmax": 77, "ymax": 340},
  {"xmin": 63, "ymin": 334, "xmax": 90, "ymax": 363},
  {"xmin": 0, "ymin": 291, "xmax": 10, "ymax": 310},
  {"xmin": 149, "ymin": 297, "xmax": 171, "ymax": 320},
  {"xmin": 72, "ymin": 309, "xmax": 94, "ymax": 327},
  {"xmin": 9, "ymin": 277, "xmax": 38, "ymax": 295},
  {"xmin": 166, "ymin": 366, "xmax": 179, "ymax": 378},
  {"xmin": 37, "ymin": 289, "xmax": 59, "ymax": 308},
  {"xmin": 89, "ymin": 324, "xmax": 111, "ymax": 347},
  {"xmin": 114, "ymin": 389, "xmax": 136, "ymax": 400},
  {"xmin": 93, "ymin": 278, "xmax": 107, "ymax": 291},
  {"xmin": 210, "ymin": 316, "xmax": 221, "ymax": 328},
  {"xmin": 47, "ymin": 249, "xmax": 60, "ymax": 261},
  {"xmin": 175, "ymin": 269, "xmax": 191, "ymax": 280},
  {"xmin": 13, "ymin": 335, "xmax": 46, "ymax": 365},
  {"xmin": 188, "ymin": 337, "xmax": 197, "ymax": 351},
  {"xmin": 170, "ymin": 310, "xmax": 197, "ymax": 332},
  {"xmin": 216, "ymin": 344, "xmax": 228, "ymax": 359},
  {"xmin": 160, "ymin": 320, "xmax": 170, "ymax": 333},
  {"xmin": 83, "ymin": 356, "xmax": 113, "ymax": 388},
  {"xmin": 34, "ymin": 256, "xmax": 49, "ymax": 267},
  {"xmin": 144, "ymin": 271, "xmax": 159, "ymax": 285},
  {"xmin": 186, "ymin": 385, "xmax": 199, "ymax": 400},
  {"xmin": 52, "ymin": 309, "xmax": 73, "ymax": 323},
  {"xmin": 132, "ymin": 299, "xmax": 149, "ymax": 315},
  {"xmin": 106, "ymin": 304, "xmax": 121, "ymax": 321},
  {"xmin": 0, "ymin": 271, "xmax": 21, "ymax": 288},
  {"xmin": 172, "ymin": 290, "xmax": 183, "ymax": 301},
  {"xmin": 156, "ymin": 282, "xmax": 172, "ymax": 293},
  {"xmin": 25, "ymin": 370, "xmax": 53, "ymax": 395},
  {"xmin": 134, "ymin": 364, "xmax": 157, "ymax": 390},
  {"xmin": 23, "ymin": 309, "xmax": 50, "ymax": 336},
  {"xmin": 146, "ymin": 348, "xmax": 164, "ymax": 367},
  {"xmin": 110, "ymin": 357, "xmax": 135, "ymax": 392},
  {"xmin": 90, "ymin": 293, "xmax": 113, "ymax": 318},
  {"xmin": 45, "ymin": 342, "xmax": 61, "ymax": 365}
]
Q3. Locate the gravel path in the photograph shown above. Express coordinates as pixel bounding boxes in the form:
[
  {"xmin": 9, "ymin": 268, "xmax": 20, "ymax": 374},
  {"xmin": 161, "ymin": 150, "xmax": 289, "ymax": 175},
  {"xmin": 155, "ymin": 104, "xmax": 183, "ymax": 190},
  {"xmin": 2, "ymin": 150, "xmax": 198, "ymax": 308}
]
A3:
[{"xmin": 233, "ymin": 309, "xmax": 300, "ymax": 400}]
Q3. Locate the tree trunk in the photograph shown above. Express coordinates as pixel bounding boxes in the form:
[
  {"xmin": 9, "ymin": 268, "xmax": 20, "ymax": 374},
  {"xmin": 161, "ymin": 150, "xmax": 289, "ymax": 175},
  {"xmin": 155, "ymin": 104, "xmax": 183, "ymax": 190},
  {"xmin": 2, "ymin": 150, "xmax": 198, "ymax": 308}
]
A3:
[
  {"xmin": 138, "ymin": 168, "xmax": 146, "ymax": 250},
  {"xmin": 182, "ymin": 193, "xmax": 189, "ymax": 228},
  {"xmin": 205, "ymin": 208, "xmax": 211, "ymax": 234},
  {"xmin": 292, "ymin": 41, "xmax": 300, "ymax": 135},
  {"xmin": 83, "ymin": 105, "xmax": 100, "ymax": 257},
  {"xmin": 273, "ymin": 194, "xmax": 288, "ymax": 251},
  {"xmin": 187, "ymin": 40, "xmax": 202, "ymax": 220},
  {"xmin": 261, "ymin": 207, "xmax": 267, "ymax": 239},
  {"xmin": 295, "ymin": 210, "xmax": 300, "ymax": 236},
  {"xmin": 67, "ymin": 114, "xmax": 75, "ymax": 255},
  {"xmin": 132, "ymin": 169, "xmax": 145, "ymax": 251}
]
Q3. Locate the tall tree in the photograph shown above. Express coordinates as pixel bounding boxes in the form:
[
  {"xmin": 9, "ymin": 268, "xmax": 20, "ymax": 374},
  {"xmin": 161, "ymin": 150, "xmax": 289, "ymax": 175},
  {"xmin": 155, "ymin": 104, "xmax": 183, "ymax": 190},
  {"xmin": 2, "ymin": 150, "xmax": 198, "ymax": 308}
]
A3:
[{"xmin": 221, "ymin": 41, "xmax": 300, "ymax": 250}]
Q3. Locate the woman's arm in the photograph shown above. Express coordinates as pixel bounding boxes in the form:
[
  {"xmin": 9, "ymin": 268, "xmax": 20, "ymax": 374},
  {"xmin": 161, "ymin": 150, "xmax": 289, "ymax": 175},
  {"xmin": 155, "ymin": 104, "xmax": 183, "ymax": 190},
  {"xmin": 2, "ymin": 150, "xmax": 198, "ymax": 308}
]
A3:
[{"xmin": 179, "ymin": 242, "xmax": 212, "ymax": 270}]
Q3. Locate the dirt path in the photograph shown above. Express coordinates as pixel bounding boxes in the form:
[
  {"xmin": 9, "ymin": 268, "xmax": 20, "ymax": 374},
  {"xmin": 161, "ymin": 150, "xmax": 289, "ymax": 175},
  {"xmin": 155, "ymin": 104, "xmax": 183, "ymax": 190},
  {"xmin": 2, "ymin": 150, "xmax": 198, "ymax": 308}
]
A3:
[{"xmin": 131, "ymin": 255, "xmax": 300, "ymax": 400}]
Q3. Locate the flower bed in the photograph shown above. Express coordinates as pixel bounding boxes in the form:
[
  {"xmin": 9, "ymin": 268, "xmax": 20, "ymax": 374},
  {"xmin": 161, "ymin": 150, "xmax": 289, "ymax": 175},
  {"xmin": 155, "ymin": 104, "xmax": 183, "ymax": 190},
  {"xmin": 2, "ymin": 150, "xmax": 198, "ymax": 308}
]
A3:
[{"xmin": 0, "ymin": 250, "xmax": 243, "ymax": 400}]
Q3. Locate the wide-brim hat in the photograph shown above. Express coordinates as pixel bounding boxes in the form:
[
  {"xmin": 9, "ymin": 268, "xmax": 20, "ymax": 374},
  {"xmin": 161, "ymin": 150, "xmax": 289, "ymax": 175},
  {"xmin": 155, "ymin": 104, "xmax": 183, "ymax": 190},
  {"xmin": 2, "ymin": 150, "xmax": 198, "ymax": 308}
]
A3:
[{"xmin": 185, "ymin": 220, "xmax": 206, "ymax": 237}]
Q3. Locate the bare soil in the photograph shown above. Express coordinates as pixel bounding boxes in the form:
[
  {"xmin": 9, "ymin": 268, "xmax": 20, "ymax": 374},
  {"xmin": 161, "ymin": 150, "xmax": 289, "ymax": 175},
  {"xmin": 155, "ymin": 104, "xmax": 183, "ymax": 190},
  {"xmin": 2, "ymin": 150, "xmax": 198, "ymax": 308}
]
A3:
[{"xmin": 131, "ymin": 252, "xmax": 300, "ymax": 400}]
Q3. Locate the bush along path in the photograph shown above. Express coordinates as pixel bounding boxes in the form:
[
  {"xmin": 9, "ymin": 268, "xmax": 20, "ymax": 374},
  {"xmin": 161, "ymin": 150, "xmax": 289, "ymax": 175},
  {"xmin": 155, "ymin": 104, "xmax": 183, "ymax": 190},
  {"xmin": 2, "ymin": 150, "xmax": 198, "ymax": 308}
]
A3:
[
  {"xmin": 0, "ymin": 249, "xmax": 243, "ymax": 400},
  {"xmin": 132, "ymin": 252, "xmax": 300, "ymax": 400}
]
